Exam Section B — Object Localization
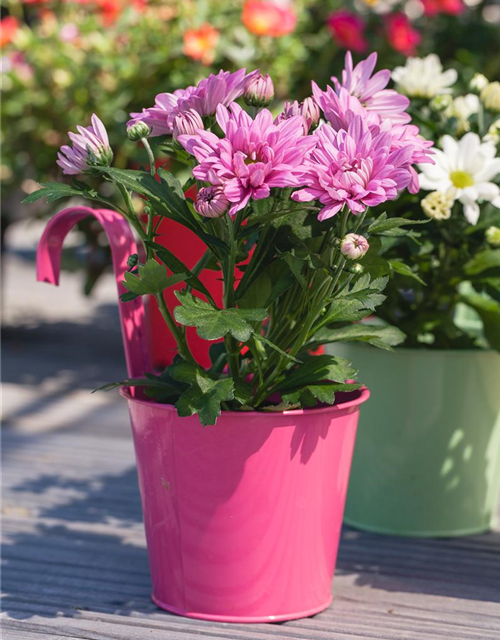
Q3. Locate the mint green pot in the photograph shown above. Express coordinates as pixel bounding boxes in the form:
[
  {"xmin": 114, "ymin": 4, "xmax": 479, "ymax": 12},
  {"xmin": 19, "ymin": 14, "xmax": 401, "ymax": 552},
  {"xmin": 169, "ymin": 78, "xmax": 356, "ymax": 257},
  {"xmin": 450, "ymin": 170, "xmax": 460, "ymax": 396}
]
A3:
[{"xmin": 331, "ymin": 344, "xmax": 500, "ymax": 537}]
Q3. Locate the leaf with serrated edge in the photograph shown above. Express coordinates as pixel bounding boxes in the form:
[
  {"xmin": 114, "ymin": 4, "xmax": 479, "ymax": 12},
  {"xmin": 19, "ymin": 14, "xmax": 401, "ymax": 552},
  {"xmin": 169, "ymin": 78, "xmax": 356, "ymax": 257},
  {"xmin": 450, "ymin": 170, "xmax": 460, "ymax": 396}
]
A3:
[
  {"xmin": 123, "ymin": 260, "xmax": 185, "ymax": 296},
  {"xmin": 174, "ymin": 290, "xmax": 267, "ymax": 342}
]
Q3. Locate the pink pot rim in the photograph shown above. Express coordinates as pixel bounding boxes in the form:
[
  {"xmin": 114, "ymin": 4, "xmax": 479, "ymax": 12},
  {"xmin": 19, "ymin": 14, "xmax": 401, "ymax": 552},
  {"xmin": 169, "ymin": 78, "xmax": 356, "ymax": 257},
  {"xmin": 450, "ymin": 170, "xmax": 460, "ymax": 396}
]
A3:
[{"xmin": 119, "ymin": 384, "xmax": 370, "ymax": 416}]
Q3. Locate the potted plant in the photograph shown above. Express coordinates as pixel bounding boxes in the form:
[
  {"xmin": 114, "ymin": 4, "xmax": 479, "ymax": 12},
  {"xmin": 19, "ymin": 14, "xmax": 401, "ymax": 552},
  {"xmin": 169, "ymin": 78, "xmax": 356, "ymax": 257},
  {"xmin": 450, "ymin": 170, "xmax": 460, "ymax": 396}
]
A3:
[
  {"xmin": 335, "ymin": 55, "xmax": 500, "ymax": 537},
  {"xmin": 30, "ymin": 57, "xmax": 430, "ymax": 621}
]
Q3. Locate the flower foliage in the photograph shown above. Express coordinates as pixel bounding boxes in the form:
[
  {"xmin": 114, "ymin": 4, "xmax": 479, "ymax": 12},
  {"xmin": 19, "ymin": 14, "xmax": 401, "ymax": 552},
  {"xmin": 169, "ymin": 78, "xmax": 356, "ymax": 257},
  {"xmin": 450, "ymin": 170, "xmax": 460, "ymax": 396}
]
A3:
[{"xmin": 372, "ymin": 56, "xmax": 500, "ymax": 352}]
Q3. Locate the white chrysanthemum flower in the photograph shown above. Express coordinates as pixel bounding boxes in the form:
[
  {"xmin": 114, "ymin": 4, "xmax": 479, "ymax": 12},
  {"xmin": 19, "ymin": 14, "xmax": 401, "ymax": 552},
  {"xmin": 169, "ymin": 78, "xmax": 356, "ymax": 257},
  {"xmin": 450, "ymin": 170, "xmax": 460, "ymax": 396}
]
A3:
[
  {"xmin": 481, "ymin": 82, "xmax": 500, "ymax": 112},
  {"xmin": 392, "ymin": 54, "xmax": 458, "ymax": 99},
  {"xmin": 444, "ymin": 94, "xmax": 480, "ymax": 133},
  {"xmin": 418, "ymin": 133, "xmax": 500, "ymax": 225}
]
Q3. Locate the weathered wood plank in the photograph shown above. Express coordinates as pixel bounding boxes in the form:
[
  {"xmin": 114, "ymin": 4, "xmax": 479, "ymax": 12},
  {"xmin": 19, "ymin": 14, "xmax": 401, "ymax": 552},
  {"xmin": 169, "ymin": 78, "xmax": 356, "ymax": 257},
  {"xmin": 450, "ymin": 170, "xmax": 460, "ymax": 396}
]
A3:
[{"xmin": 2, "ymin": 429, "xmax": 500, "ymax": 640}]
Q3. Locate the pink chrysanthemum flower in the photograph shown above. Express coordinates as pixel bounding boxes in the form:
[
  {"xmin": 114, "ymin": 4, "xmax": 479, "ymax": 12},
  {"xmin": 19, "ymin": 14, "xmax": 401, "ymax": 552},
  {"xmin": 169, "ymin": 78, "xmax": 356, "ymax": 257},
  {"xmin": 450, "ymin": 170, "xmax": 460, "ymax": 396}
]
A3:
[
  {"xmin": 380, "ymin": 121, "xmax": 434, "ymax": 192},
  {"xmin": 312, "ymin": 84, "xmax": 380, "ymax": 131},
  {"xmin": 129, "ymin": 87, "xmax": 196, "ymax": 137},
  {"xmin": 57, "ymin": 114, "xmax": 112, "ymax": 175},
  {"xmin": 129, "ymin": 70, "xmax": 249, "ymax": 138},
  {"xmin": 275, "ymin": 97, "xmax": 321, "ymax": 132},
  {"xmin": 331, "ymin": 52, "xmax": 411, "ymax": 124},
  {"xmin": 178, "ymin": 102, "xmax": 317, "ymax": 216},
  {"xmin": 292, "ymin": 116, "xmax": 416, "ymax": 220}
]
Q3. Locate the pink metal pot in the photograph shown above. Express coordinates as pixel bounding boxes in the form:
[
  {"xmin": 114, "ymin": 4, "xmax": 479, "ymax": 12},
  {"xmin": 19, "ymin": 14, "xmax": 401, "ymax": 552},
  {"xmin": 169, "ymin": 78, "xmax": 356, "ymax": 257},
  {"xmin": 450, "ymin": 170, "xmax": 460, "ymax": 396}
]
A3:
[
  {"xmin": 123, "ymin": 387, "xmax": 368, "ymax": 622},
  {"xmin": 37, "ymin": 206, "xmax": 369, "ymax": 623}
]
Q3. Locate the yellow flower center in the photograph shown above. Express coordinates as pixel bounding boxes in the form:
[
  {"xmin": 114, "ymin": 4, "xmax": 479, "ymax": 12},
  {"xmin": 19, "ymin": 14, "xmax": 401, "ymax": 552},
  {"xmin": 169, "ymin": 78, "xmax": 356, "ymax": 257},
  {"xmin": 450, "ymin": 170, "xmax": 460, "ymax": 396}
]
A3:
[{"xmin": 450, "ymin": 170, "xmax": 474, "ymax": 189}]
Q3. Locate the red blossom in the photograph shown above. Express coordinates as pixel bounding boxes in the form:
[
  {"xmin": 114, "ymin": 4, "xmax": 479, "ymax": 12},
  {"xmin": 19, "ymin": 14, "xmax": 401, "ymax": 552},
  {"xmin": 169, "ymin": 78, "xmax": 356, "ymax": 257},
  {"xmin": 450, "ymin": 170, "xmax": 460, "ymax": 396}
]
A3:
[
  {"xmin": 0, "ymin": 16, "xmax": 19, "ymax": 48},
  {"xmin": 242, "ymin": 0, "xmax": 297, "ymax": 38},
  {"xmin": 326, "ymin": 11, "xmax": 368, "ymax": 54},
  {"xmin": 421, "ymin": 0, "xmax": 465, "ymax": 16},
  {"xmin": 385, "ymin": 12, "xmax": 421, "ymax": 57}
]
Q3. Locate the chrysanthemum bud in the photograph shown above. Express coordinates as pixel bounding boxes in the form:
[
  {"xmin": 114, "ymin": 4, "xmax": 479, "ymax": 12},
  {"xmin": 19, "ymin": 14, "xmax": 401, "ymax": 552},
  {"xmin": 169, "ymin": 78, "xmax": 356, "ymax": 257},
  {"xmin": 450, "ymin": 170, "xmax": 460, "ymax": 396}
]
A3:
[
  {"xmin": 486, "ymin": 226, "xmax": 500, "ymax": 246},
  {"xmin": 421, "ymin": 190, "xmax": 454, "ymax": 220},
  {"xmin": 172, "ymin": 109, "xmax": 204, "ymax": 140},
  {"xmin": 481, "ymin": 82, "xmax": 500, "ymax": 112},
  {"xmin": 469, "ymin": 73, "xmax": 489, "ymax": 94},
  {"xmin": 127, "ymin": 120, "xmax": 151, "ymax": 142},
  {"xmin": 346, "ymin": 263, "xmax": 365, "ymax": 275},
  {"xmin": 301, "ymin": 97, "xmax": 321, "ymax": 129},
  {"xmin": 127, "ymin": 253, "xmax": 139, "ymax": 268},
  {"xmin": 340, "ymin": 233, "xmax": 370, "ymax": 260},
  {"xmin": 429, "ymin": 94, "xmax": 453, "ymax": 112},
  {"xmin": 194, "ymin": 186, "xmax": 230, "ymax": 218},
  {"xmin": 484, "ymin": 119, "xmax": 500, "ymax": 144},
  {"xmin": 243, "ymin": 71, "xmax": 275, "ymax": 108}
]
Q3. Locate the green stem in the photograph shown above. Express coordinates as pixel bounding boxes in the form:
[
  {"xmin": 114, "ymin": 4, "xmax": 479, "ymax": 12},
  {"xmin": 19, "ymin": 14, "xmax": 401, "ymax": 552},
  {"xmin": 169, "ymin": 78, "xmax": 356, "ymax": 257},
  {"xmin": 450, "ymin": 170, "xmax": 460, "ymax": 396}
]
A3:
[
  {"xmin": 141, "ymin": 139, "xmax": 156, "ymax": 177},
  {"xmin": 223, "ymin": 216, "xmax": 240, "ymax": 380},
  {"xmin": 155, "ymin": 293, "xmax": 195, "ymax": 365}
]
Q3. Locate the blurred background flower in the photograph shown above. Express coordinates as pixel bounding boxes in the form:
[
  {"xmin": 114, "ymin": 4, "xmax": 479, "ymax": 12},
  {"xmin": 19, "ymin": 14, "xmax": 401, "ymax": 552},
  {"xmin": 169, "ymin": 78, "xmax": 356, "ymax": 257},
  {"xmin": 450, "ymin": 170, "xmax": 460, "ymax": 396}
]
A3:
[{"xmin": 1, "ymin": 0, "xmax": 499, "ymax": 291}]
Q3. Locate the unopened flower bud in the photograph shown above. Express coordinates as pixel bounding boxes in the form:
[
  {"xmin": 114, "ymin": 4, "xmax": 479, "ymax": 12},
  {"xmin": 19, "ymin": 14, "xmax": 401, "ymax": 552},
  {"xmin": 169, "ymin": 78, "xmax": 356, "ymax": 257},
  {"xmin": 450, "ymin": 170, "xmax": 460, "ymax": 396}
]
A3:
[
  {"xmin": 127, "ymin": 253, "xmax": 139, "ymax": 268},
  {"xmin": 421, "ymin": 190, "xmax": 454, "ymax": 220},
  {"xmin": 340, "ymin": 233, "xmax": 370, "ymax": 260},
  {"xmin": 301, "ymin": 97, "xmax": 321, "ymax": 129},
  {"xmin": 127, "ymin": 120, "xmax": 151, "ymax": 142},
  {"xmin": 172, "ymin": 109, "xmax": 204, "ymax": 140},
  {"xmin": 194, "ymin": 186, "xmax": 229, "ymax": 218},
  {"xmin": 243, "ymin": 71, "xmax": 274, "ymax": 108},
  {"xmin": 486, "ymin": 226, "xmax": 500, "ymax": 246},
  {"xmin": 484, "ymin": 119, "xmax": 500, "ymax": 144},
  {"xmin": 481, "ymin": 82, "xmax": 500, "ymax": 112},
  {"xmin": 346, "ymin": 263, "xmax": 365, "ymax": 275},
  {"xmin": 430, "ymin": 94, "xmax": 453, "ymax": 112},
  {"xmin": 470, "ymin": 73, "xmax": 489, "ymax": 94}
]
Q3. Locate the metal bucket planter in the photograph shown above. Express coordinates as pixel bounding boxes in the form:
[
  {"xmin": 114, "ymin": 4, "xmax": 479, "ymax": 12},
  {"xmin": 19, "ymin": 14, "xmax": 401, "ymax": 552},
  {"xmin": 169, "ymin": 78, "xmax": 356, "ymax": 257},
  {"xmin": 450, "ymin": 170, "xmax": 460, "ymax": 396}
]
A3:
[
  {"xmin": 37, "ymin": 206, "xmax": 370, "ymax": 622},
  {"xmin": 331, "ymin": 343, "xmax": 500, "ymax": 537}
]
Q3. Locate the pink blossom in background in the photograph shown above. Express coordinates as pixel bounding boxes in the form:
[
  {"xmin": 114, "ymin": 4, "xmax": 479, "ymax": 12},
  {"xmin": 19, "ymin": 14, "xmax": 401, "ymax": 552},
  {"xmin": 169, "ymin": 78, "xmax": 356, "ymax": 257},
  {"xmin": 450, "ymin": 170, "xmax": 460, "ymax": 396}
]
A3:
[
  {"xmin": 422, "ymin": 0, "xmax": 465, "ymax": 16},
  {"xmin": 242, "ymin": 0, "xmax": 297, "ymax": 38},
  {"xmin": 292, "ymin": 116, "xmax": 417, "ymax": 220},
  {"xmin": 57, "ymin": 114, "xmax": 112, "ymax": 175},
  {"xmin": 332, "ymin": 52, "xmax": 411, "ymax": 125},
  {"xmin": 59, "ymin": 23, "xmax": 80, "ymax": 42},
  {"xmin": 385, "ymin": 13, "xmax": 421, "ymax": 57},
  {"xmin": 326, "ymin": 11, "xmax": 368, "ymax": 54},
  {"xmin": 178, "ymin": 102, "xmax": 316, "ymax": 216}
]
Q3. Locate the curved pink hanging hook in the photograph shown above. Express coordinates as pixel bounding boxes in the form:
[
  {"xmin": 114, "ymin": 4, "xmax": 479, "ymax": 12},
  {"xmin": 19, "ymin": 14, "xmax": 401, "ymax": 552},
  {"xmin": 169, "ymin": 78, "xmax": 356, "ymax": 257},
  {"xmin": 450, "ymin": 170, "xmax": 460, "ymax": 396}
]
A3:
[{"xmin": 36, "ymin": 206, "xmax": 151, "ymax": 379}]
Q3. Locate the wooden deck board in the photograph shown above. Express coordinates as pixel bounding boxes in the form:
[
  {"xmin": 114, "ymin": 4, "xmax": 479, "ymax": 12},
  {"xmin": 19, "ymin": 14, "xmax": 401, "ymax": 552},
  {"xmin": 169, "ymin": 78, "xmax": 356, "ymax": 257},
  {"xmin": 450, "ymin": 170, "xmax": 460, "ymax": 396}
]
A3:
[{"xmin": 2, "ymin": 430, "xmax": 500, "ymax": 639}]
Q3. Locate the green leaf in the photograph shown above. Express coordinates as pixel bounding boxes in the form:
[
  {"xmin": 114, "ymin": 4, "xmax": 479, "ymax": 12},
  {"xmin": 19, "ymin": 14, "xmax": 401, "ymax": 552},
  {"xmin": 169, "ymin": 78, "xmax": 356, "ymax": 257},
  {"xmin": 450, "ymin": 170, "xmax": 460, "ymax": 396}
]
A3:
[
  {"xmin": 174, "ymin": 290, "xmax": 268, "ymax": 342},
  {"xmin": 168, "ymin": 361, "xmax": 235, "ymax": 426},
  {"xmin": 368, "ymin": 213, "xmax": 428, "ymax": 236},
  {"xmin": 316, "ymin": 274, "xmax": 388, "ymax": 329},
  {"xmin": 459, "ymin": 292, "xmax": 500, "ymax": 351},
  {"xmin": 22, "ymin": 181, "xmax": 114, "ymax": 207},
  {"xmin": 123, "ymin": 259, "xmax": 186, "ymax": 296},
  {"xmin": 146, "ymin": 240, "xmax": 215, "ymax": 303},
  {"xmin": 254, "ymin": 333, "xmax": 302, "ymax": 363},
  {"xmin": 389, "ymin": 260, "xmax": 426, "ymax": 285},
  {"xmin": 465, "ymin": 250, "xmax": 500, "ymax": 277},
  {"xmin": 282, "ymin": 382, "xmax": 361, "ymax": 407},
  {"xmin": 275, "ymin": 355, "xmax": 358, "ymax": 394},
  {"xmin": 312, "ymin": 323, "xmax": 405, "ymax": 351}
]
